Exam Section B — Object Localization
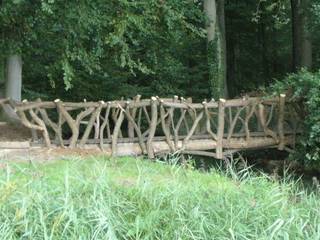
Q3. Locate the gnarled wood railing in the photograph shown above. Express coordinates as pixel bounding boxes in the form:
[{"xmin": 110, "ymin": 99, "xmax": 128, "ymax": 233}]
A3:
[{"xmin": 0, "ymin": 95, "xmax": 302, "ymax": 159}]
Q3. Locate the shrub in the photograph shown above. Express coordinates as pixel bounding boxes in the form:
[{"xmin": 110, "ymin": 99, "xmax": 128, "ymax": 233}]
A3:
[{"xmin": 271, "ymin": 69, "xmax": 320, "ymax": 164}]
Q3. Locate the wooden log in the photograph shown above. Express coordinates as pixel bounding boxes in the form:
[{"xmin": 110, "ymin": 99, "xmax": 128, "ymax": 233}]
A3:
[
  {"xmin": 244, "ymin": 101, "xmax": 258, "ymax": 141},
  {"xmin": 266, "ymin": 104, "xmax": 275, "ymax": 126},
  {"xmin": 20, "ymin": 100, "xmax": 39, "ymax": 141},
  {"xmin": 182, "ymin": 150, "xmax": 217, "ymax": 158},
  {"xmin": 15, "ymin": 100, "xmax": 152, "ymax": 112},
  {"xmin": 94, "ymin": 112, "xmax": 100, "ymax": 139},
  {"xmin": 181, "ymin": 111, "xmax": 204, "ymax": 150},
  {"xmin": 28, "ymin": 109, "xmax": 51, "ymax": 147},
  {"xmin": 147, "ymin": 97, "xmax": 158, "ymax": 159},
  {"xmin": 38, "ymin": 108, "xmax": 61, "ymax": 143},
  {"xmin": 13, "ymin": 96, "xmax": 292, "ymax": 112},
  {"xmin": 143, "ymin": 105, "xmax": 151, "ymax": 125},
  {"xmin": 216, "ymin": 99, "xmax": 226, "ymax": 159},
  {"xmin": 112, "ymin": 107, "xmax": 123, "ymax": 138},
  {"xmin": 227, "ymin": 105, "xmax": 246, "ymax": 141},
  {"xmin": 74, "ymin": 107, "xmax": 95, "ymax": 142},
  {"xmin": 141, "ymin": 113, "xmax": 167, "ymax": 138},
  {"xmin": 53, "ymin": 129, "xmax": 300, "ymax": 146},
  {"xmin": 163, "ymin": 102, "xmax": 215, "ymax": 109},
  {"xmin": 137, "ymin": 107, "xmax": 142, "ymax": 131},
  {"xmin": 55, "ymin": 99, "xmax": 78, "ymax": 147},
  {"xmin": 278, "ymin": 94, "xmax": 286, "ymax": 150},
  {"xmin": 128, "ymin": 95, "xmax": 141, "ymax": 138},
  {"xmin": 181, "ymin": 97, "xmax": 191, "ymax": 133},
  {"xmin": 53, "ymin": 136, "xmax": 295, "ymax": 157},
  {"xmin": 173, "ymin": 109, "xmax": 187, "ymax": 147},
  {"xmin": 99, "ymin": 103, "xmax": 111, "ymax": 149},
  {"xmin": 36, "ymin": 99, "xmax": 64, "ymax": 147},
  {"xmin": 57, "ymin": 110, "xmax": 65, "ymax": 146},
  {"xmin": 123, "ymin": 102, "xmax": 147, "ymax": 154},
  {"xmin": 203, "ymin": 102, "xmax": 218, "ymax": 141},
  {"xmin": 55, "ymin": 99, "xmax": 94, "ymax": 148},
  {"xmin": 111, "ymin": 107, "xmax": 124, "ymax": 156},
  {"xmin": 258, "ymin": 103, "xmax": 278, "ymax": 141},
  {"xmin": 16, "ymin": 110, "xmax": 43, "ymax": 132},
  {"xmin": 160, "ymin": 102, "xmax": 175, "ymax": 152},
  {"xmin": 79, "ymin": 101, "xmax": 104, "ymax": 146},
  {"xmin": 169, "ymin": 96, "xmax": 179, "ymax": 148},
  {"xmin": 160, "ymin": 97, "xmax": 288, "ymax": 110}
]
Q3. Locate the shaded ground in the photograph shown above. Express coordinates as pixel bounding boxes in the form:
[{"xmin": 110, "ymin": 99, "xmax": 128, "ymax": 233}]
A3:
[
  {"xmin": 0, "ymin": 122, "xmax": 31, "ymax": 141},
  {"xmin": 0, "ymin": 147, "xmax": 105, "ymax": 162}
]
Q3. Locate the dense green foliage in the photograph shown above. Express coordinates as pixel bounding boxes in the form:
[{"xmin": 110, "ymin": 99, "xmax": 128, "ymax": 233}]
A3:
[
  {"xmin": 272, "ymin": 70, "xmax": 320, "ymax": 164},
  {"xmin": 0, "ymin": 157, "xmax": 320, "ymax": 239},
  {"xmin": 1, "ymin": 0, "xmax": 207, "ymax": 100},
  {"xmin": 1, "ymin": 1, "xmax": 320, "ymax": 163},
  {"xmin": 0, "ymin": 0, "xmax": 319, "ymax": 101}
]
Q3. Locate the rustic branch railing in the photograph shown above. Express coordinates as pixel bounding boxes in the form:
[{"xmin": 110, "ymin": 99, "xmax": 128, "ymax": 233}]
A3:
[{"xmin": 0, "ymin": 95, "xmax": 302, "ymax": 159}]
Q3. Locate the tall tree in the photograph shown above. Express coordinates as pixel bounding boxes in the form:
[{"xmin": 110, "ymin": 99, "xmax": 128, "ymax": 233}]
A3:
[
  {"xmin": 291, "ymin": 0, "xmax": 312, "ymax": 70},
  {"xmin": 0, "ymin": 59, "xmax": 5, "ymax": 98},
  {"xmin": 5, "ymin": 55, "xmax": 22, "ymax": 101},
  {"xmin": 204, "ymin": 0, "xmax": 227, "ymax": 99},
  {"xmin": 0, "ymin": 0, "xmax": 34, "ymax": 101}
]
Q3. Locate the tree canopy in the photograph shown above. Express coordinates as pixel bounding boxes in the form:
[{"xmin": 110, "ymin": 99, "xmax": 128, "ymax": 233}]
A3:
[{"xmin": 0, "ymin": 0, "xmax": 319, "ymax": 101}]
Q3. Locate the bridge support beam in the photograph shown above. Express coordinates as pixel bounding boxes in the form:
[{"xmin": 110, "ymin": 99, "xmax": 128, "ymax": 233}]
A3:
[
  {"xmin": 83, "ymin": 136, "xmax": 296, "ymax": 158},
  {"xmin": 216, "ymin": 99, "xmax": 226, "ymax": 159}
]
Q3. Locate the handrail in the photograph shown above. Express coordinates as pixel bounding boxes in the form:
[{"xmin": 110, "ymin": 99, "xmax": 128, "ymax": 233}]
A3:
[{"xmin": 0, "ymin": 95, "xmax": 302, "ymax": 159}]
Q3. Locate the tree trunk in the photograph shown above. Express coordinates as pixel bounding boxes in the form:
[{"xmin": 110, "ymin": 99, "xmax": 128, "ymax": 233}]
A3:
[
  {"xmin": 291, "ymin": 0, "xmax": 312, "ymax": 70},
  {"xmin": 301, "ymin": 1, "xmax": 312, "ymax": 69},
  {"xmin": 204, "ymin": 0, "xmax": 227, "ymax": 99},
  {"xmin": 204, "ymin": 0, "xmax": 217, "ymax": 43},
  {"xmin": 217, "ymin": 0, "xmax": 227, "ymax": 98},
  {"xmin": 0, "ymin": 59, "xmax": 5, "ymax": 98},
  {"xmin": 291, "ymin": 0, "xmax": 302, "ymax": 70},
  {"xmin": 5, "ymin": 55, "xmax": 22, "ymax": 101},
  {"xmin": 258, "ymin": 21, "xmax": 270, "ymax": 86}
]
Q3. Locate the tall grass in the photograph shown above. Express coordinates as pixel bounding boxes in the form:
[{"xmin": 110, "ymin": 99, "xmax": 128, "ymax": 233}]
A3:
[{"xmin": 0, "ymin": 156, "xmax": 319, "ymax": 239}]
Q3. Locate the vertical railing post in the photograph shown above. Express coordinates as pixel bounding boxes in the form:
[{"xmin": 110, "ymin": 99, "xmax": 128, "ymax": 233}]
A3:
[
  {"xmin": 111, "ymin": 105, "xmax": 124, "ymax": 157},
  {"xmin": 147, "ymin": 97, "xmax": 158, "ymax": 159},
  {"xmin": 128, "ymin": 94, "xmax": 141, "ymax": 138},
  {"xmin": 217, "ymin": 98, "xmax": 226, "ymax": 159},
  {"xmin": 278, "ymin": 94, "xmax": 286, "ymax": 150}
]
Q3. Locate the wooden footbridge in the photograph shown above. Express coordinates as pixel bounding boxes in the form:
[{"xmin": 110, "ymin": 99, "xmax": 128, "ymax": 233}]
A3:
[{"xmin": 0, "ymin": 95, "xmax": 302, "ymax": 159}]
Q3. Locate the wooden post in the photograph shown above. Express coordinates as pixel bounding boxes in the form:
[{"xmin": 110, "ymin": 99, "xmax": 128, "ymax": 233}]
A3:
[
  {"xmin": 128, "ymin": 94, "xmax": 141, "ymax": 138},
  {"xmin": 55, "ymin": 99, "xmax": 79, "ymax": 148},
  {"xmin": 79, "ymin": 101, "xmax": 104, "ymax": 147},
  {"xmin": 147, "ymin": 97, "xmax": 158, "ymax": 159},
  {"xmin": 203, "ymin": 101, "xmax": 217, "ymax": 141},
  {"xmin": 99, "ymin": 102, "xmax": 111, "ymax": 150},
  {"xmin": 21, "ymin": 100, "xmax": 38, "ymax": 142},
  {"xmin": 111, "ymin": 106, "xmax": 124, "ymax": 157},
  {"xmin": 29, "ymin": 109, "xmax": 51, "ymax": 147},
  {"xmin": 278, "ymin": 94, "xmax": 286, "ymax": 150},
  {"xmin": 94, "ymin": 113, "xmax": 100, "ymax": 139},
  {"xmin": 160, "ymin": 101, "xmax": 175, "ymax": 152},
  {"xmin": 124, "ymin": 101, "xmax": 147, "ymax": 154},
  {"xmin": 216, "ymin": 98, "xmax": 226, "ymax": 159}
]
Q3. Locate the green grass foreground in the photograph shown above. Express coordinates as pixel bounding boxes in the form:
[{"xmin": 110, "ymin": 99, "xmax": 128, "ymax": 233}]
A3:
[{"xmin": 0, "ymin": 157, "xmax": 320, "ymax": 239}]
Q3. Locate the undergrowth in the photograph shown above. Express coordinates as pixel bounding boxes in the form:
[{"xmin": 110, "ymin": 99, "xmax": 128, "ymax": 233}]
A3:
[{"xmin": 0, "ymin": 156, "xmax": 319, "ymax": 239}]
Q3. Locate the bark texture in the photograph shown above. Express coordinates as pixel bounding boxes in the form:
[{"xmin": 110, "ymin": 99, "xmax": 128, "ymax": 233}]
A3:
[
  {"xmin": 5, "ymin": 55, "xmax": 22, "ymax": 101},
  {"xmin": 291, "ymin": 0, "xmax": 312, "ymax": 70},
  {"xmin": 204, "ymin": 0, "xmax": 227, "ymax": 99}
]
